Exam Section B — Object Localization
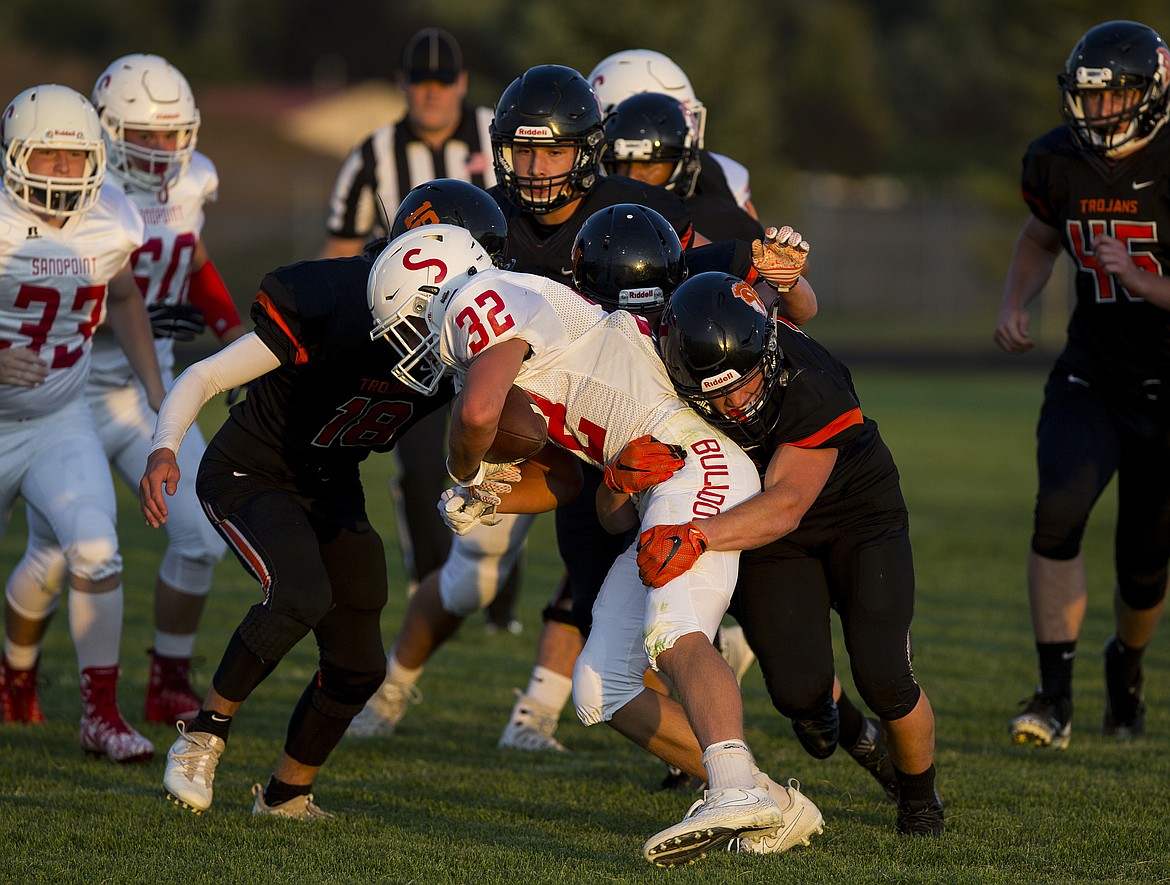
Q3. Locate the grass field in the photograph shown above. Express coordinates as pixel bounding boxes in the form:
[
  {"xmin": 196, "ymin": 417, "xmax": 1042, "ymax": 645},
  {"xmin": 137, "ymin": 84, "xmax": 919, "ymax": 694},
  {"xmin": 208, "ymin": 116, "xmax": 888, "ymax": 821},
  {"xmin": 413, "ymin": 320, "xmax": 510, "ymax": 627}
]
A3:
[{"xmin": 1, "ymin": 366, "xmax": 1167, "ymax": 884}]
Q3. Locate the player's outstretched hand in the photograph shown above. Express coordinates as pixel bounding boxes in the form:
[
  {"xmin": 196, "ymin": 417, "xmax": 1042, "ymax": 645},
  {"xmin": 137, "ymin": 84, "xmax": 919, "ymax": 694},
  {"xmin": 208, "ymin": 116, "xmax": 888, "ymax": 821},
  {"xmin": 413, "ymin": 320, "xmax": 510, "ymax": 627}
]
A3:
[
  {"xmin": 604, "ymin": 435, "xmax": 687, "ymax": 493},
  {"xmin": 0, "ymin": 346, "xmax": 48, "ymax": 387},
  {"xmin": 636, "ymin": 521, "xmax": 709, "ymax": 589},
  {"xmin": 139, "ymin": 448, "xmax": 181, "ymax": 528},
  {"xmin": 751, "ymin": 225, "xmax": 810, "ymax": 291}
]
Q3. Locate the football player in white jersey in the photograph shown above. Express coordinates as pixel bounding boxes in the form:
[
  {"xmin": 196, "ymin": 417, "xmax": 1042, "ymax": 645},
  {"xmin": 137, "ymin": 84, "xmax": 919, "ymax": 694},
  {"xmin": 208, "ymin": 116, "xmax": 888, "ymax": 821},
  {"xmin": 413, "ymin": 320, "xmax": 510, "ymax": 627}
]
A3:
[
  {"xmin": 366, "ymin": 225, "xmax": 823, "ymax": 867},
  {"xmin": 587, "ymin": 49, "xmax": 758, "ymax": 219},
  {"xmin": 6, "ymin": 56, "xmax": 244, "ymax": 728},
  {"xmin": 0, "ymin": 84, "xmax": 165, "ymax": 762}
]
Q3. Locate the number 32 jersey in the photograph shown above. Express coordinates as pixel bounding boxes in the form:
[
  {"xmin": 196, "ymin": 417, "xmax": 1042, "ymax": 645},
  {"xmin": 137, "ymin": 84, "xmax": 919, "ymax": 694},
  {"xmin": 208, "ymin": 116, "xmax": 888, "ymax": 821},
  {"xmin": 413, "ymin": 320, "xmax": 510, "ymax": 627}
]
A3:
[
  {"xmin": 0, "ymin": 184, "xmax": 144, "ymax": 419},
  {"xmin": 1022, "ymin": 125, "xmax": 1170, "ymax": 389},
  {"xmin": 440, "ymin": 268, "xmax": 692, "ymax": 468}
]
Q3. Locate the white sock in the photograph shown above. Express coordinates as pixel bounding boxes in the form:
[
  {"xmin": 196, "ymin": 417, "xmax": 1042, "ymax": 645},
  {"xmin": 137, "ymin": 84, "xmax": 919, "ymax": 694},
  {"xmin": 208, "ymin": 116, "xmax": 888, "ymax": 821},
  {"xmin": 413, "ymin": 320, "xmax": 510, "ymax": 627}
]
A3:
[
  {"xmin": 702, "ymin": 740, "xmax": 757, "ymax": 792},
  {"xmin": 387, "ymin": 649, "xmax": 423, "ymax": 687},
  {"xmin": 4, "ymin": 638, "xmax": 40, "ymax": 670},
  {"xmin": 154, "ymin": 629, "xmax": 195, "ymax": 659},
  {"xmin": 523, "ymin": 665, "xmax": 572, "ymax": 712},
  {"xmin": 69, "ymin": 585, "xmax": 123, "ymax": 671}
]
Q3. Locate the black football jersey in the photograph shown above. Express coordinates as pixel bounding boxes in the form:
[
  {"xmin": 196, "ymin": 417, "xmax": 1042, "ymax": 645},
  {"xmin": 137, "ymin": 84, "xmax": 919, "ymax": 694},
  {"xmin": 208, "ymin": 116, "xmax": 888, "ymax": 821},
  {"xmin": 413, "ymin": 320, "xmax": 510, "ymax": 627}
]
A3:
[
  {"xmin": 490, "ymin": 175, "xmax": 694, "ymax": 283},
  {"xmin": 1022, "ymin": 125, "xmax": 1170, "ymax": 390},
  {"xmin": 205, "ymin": 256, "xmax": 453, "ymax": 482},
  {"xmin": 689, "ymin": 150, "xmax": 765, "ymax": 242},
  {"xmin": 753, "ymin": 319, "xmax": 902, "ymax": 513}
]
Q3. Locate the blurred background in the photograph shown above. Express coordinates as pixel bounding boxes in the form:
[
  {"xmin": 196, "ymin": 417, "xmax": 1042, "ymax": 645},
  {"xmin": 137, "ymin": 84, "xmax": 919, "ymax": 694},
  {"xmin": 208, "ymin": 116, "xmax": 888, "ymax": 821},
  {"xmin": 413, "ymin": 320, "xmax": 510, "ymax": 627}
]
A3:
[{"xmin": 1, "ymin": 0, "xmax": 1165, "ymax": 366}]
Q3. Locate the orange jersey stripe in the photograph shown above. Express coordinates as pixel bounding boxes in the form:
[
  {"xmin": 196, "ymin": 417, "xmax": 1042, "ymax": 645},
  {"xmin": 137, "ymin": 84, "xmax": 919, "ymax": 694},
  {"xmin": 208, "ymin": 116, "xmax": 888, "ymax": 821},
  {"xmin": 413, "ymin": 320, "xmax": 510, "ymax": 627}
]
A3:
[
  {"xmin": 788, "ymin": 407, "xmax": 863, "ymax": 448},
  {"xmin": 255, "ymin": 291, "xmax": 309, "ymax": 365}
]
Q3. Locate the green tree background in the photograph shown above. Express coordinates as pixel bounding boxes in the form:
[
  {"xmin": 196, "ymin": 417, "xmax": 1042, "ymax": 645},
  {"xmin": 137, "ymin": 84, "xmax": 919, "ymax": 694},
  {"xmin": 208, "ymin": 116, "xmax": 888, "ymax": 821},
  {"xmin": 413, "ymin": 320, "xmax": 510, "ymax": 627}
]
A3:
[{"xmin": 0, "ymin": 0, "xmax": 1165, "ymax": 356}]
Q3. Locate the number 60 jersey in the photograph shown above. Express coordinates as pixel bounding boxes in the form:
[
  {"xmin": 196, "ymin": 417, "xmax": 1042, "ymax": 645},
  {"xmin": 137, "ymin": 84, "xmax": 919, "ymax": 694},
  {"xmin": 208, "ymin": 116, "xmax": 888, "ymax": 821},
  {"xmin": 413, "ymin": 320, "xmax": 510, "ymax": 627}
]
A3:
[
  {"xmin": 439, "ymin": 268, "xmax": 699, "ymax": 469},
  {"xmin": 0, "ymin": 184, "xmax": 144, "ymax": 420}
]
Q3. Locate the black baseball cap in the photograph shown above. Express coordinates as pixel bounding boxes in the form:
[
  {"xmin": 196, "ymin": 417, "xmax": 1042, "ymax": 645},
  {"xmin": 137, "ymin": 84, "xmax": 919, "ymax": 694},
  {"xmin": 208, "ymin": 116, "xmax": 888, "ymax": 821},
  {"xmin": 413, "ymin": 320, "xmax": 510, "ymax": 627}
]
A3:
[{"xmin": 401, "ymin": 28, "xmax": 463, "ymax": 84}]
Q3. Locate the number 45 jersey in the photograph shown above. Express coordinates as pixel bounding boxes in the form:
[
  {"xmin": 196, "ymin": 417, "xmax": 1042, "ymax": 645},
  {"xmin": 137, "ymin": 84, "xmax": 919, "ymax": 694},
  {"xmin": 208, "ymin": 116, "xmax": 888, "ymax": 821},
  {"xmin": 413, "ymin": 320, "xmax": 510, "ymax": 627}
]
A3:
[
  {"xmin": 0, "ymin": 184, "xmax": 144, "ymax": 420},
  {"xmin": 1022, "ymin": 124, "xmax": 1170, "ymax": 391},
  {"xmin": 440, "ymin": 267, "xmax": 699, "ymax": 469}
]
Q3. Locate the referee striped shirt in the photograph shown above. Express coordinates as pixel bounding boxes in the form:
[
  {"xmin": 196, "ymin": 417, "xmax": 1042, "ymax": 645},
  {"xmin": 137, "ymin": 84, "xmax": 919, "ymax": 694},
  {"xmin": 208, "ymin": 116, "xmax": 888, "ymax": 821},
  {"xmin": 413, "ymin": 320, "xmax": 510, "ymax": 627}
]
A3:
[{"xmin": 324, "ymin": 104, "xmax": 496, "ymax": 240}]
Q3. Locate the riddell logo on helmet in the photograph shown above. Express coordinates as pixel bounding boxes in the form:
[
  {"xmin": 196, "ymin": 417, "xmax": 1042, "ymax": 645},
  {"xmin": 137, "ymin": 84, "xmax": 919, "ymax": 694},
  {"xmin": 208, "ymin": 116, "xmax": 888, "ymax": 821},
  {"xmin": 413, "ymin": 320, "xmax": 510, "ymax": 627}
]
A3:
[
  {"xmin": 701, "ymin": 370, "xmax": 740, "ymax": 391},
  {"xmin": 51, "ymin": 128, "xmax": 83, "ymax": 139},
  {"xmin": 621, "ymin": 287, "xmax": 661, "ymax": 306},
  {"xmin": 515, "ymin": 126, "xmax": 554, "ymax": 138}
]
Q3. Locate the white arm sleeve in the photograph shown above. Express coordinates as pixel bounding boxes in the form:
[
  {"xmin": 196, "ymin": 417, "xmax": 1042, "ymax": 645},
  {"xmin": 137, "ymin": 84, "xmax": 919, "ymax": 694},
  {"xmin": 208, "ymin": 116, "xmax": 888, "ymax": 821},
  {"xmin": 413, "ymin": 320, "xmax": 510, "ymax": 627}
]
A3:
[{"xmin": 150, "ymin": 332, "xmax": 281, "ymax": 455}]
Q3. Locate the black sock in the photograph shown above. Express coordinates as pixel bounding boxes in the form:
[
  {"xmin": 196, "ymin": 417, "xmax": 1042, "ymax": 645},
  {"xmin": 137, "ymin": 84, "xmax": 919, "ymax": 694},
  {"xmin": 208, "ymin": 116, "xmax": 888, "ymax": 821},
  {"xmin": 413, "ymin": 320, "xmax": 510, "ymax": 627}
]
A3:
[
  {"xmin": 189, "ymin": 709, "xmax": 232, "ymax": 741},
  {"xmin": 836, "ymin": 688, "xmax": 865, "ymax": 749},
  {"xmin": 894, "ymin": 763, "xmax": 937, "ymax": 804},
  {"xmin": 263, "ymin": 776, "xmax": 312, "ymax": 807},
  {"xmin": 1037, "ymin": 641, "xmax": 1076, "ymax": 698},
  {"xmin": 1110, "ymin": 636, "xmax": 1145, "ymax": 685}
]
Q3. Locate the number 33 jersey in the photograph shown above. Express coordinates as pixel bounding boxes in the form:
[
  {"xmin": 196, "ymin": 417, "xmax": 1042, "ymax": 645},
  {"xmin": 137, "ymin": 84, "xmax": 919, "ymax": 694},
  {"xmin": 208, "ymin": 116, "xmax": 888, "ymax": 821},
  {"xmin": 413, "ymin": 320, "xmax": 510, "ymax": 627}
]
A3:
[
  {"xmin": 0, "ymin": 184, "xmax": 144, "ymax": 419},
  {"xmin": 440, "ymin": 268, "xmax": 692, "ymax": 468},
  {"xmin": 1022, "ymin": 124, "xmax": 1170, "ymax": 388}
]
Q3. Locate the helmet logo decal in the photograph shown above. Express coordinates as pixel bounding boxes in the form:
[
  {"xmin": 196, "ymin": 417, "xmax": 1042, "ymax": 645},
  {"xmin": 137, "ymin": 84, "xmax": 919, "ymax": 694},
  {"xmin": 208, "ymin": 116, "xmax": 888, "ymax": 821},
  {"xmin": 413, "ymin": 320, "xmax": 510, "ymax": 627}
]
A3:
[
  {"xmin": 1074, "ymin": 66, "xmax": 1114, "ymax": 87},
  {"xmin": 612, "ymin": 137, "xmax": 655, "ymax": 159},
  {"xmin": 402, "ymin": 200, "xmax": 441, "ymax": 229},
  {"xmin": 515, "ymin": 125, "xmax": 554, "ymax": 138},
  {"xmin": 731, "ymin": 280, "xmax": 767, "ymax": 316},
  {"xmin": 619, "ymin": 286, "xmax": 662, "ymax": 306},
  {"xmin": 701, "ymin": 369, "xmax": 742, "ymax": 391},
  {"xmin": 402, "ymin": 247, "xmax": 448, "ymax": 281}
]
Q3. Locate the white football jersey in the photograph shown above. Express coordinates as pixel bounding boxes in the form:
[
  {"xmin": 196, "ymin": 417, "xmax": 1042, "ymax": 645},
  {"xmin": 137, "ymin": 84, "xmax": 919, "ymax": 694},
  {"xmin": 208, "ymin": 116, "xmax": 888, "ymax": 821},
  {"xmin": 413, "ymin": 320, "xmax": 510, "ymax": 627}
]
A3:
[
  {"xmin": 90, "ymin": 151, "xmax": 218, "ymax": 386},
  {"xmin": 0, "ymin": 184, "xmax": 144, "ymax": 420},
  {"xmin": 440, "ymin": 268, "xmax": 691, "ymax": 468}
]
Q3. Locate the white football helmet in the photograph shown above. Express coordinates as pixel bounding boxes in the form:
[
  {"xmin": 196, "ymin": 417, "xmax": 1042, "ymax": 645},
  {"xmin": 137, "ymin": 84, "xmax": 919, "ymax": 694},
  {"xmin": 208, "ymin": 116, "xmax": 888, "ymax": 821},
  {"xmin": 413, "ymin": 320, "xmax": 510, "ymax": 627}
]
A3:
[
  {"xmin": 587, "ymin": 49, "xmax": 706, "ymax": 146},
  {"xmin": 0, "ymin": 84, "xmax": 106, "ymax": 219},
  {"xmin": 368, "ymin": 224, "xmax": 494, "ymax": 395},
  {"xmin": 92, "ymin": 53, "xmax": 200, "ymax": 189}
]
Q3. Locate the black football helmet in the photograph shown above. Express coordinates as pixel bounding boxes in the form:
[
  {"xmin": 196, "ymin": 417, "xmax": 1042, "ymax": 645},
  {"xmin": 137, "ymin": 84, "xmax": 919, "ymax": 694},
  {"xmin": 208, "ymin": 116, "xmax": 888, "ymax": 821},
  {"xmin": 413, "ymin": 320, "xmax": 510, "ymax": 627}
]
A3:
[
  {"xmin": 657, "ymin": 271, "xmax": 784, "ymax": 450},
  {"xmin": 1058, "ymin": 20, "xmax": 1170, "ymax": 159},
  {"xmin": 602, "ymin": 92, "xmax": 701, "ymax": 198},
  {"xmin": 384, "ymin": 178, "xmax": 509, "ymax": 265},
  {"xmin": 571, "ymin": 203, "xmax": 687, "ymax": 316},
  {"xmin": 490, "ymin": 64, "xmax": 605, "ymax": 214}
]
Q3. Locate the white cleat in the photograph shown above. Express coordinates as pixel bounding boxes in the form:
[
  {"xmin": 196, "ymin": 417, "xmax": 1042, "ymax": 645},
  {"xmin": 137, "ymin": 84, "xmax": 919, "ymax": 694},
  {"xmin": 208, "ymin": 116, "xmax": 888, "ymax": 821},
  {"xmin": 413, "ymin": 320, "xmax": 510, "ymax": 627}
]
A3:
[
  {"xmin": 642, "ymin": 786, "xmax": 780, "ymax": 867},
  {"xmin": 498, "ymin": 690, "xmax": 569, "ymax": 752},
  {"xmin": 732, "ymin": 778, "xmax": 824, "ymax": 853},
  {"xmin": 251, "ymin": 783, "xmax": 335, "ymax": 820},
  {"xmin": 346, "ymin": 680, "xmax": 422, "ymax": 737},
  {"xmin": 163, "ymin": 722, "xmax": 225, "ymax": 815}
]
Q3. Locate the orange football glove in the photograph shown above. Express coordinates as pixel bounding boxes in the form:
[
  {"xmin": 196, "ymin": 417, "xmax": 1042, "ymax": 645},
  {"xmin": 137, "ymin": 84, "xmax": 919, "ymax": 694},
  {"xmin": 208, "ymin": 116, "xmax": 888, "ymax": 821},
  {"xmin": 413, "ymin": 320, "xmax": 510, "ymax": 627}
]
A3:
[
  {"xmin": 604, "ymin": 435, "xmax": 687, "ymax": 493},
  {"xmin": 636, "ymin": 521, "xmax": 710, "ymax": 589}
]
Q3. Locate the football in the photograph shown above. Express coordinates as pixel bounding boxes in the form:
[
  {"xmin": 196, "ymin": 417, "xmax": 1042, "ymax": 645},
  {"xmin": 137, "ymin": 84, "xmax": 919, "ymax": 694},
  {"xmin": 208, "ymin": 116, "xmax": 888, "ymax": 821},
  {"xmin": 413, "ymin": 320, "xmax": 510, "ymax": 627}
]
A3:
[{"xmin": 486, "ymin": 385, "xmax": 548, "ymax": 463}]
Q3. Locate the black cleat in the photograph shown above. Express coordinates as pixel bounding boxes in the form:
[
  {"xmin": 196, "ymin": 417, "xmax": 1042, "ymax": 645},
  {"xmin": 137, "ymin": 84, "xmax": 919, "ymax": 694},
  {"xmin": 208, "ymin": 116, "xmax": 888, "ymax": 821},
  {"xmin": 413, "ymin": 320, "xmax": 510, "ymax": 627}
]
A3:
[
  {"xmin": 896, "ymin": 788, "xmax": 945, "ymax": 836},
  {"xmin": 1102, "ymin": 637, "xmax": 1145, "ymax": 739},
  {"xmin": 844, "ymin": 717, "xmax": 899, "ymax": 802}
]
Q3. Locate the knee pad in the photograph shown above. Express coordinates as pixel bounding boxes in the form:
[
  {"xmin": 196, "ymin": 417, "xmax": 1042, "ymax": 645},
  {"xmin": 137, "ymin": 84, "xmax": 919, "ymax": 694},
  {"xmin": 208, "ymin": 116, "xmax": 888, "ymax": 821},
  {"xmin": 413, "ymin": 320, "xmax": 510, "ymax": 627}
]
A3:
[
  {"xmin": 158, "ymin": 549, "xmax": 218, "ymax": 597},
  {"xmin": 64, "ymin": 533, "xmax": 122, "ymax": 583},
  {"xmin": 1119, "ymin": 567, "xmax": 1170, "ymax": 611},
  {"xmin": 857, "ymin": 676, "xmax": 921, "ymax": 723},
  {"xmin": 312, "ymin": 666, "xmax": 385, "ymax": 717},
  {"xmin": 5, "ymin": 544, "xmax": 66, "ymax": 619},
  {"xmin": 1030, "ymin": 529, "xmax": 1083, "ymax": 562},
  {"xmin": 571, "ymin": 643, "xmax": 644, "ymax": 726},
  {"xmin": 237, "ymin": 604, "xmax": 311, "ymax": 662},
  {"xmin": 541, "ymin": 602, "xmax": 577, "ymax": 628}
]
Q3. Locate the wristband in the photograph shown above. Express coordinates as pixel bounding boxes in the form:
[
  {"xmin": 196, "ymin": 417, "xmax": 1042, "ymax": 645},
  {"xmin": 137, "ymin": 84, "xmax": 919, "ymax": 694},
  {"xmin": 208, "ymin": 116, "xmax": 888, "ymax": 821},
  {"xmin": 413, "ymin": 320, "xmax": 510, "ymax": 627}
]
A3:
[{"xmin": 446, "ymin": 456, "xmax": 486, "ymax": 487}]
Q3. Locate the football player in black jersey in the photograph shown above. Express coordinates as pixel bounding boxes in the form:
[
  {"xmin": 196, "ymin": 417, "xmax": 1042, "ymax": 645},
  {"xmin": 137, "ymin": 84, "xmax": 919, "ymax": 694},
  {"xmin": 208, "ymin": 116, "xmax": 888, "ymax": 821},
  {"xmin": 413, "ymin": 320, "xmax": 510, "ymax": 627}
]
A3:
[
  {"xmin": 626, "ymin": 272, "xmax": 944, "ymax": 838},
  {"xmin": 138, "ymin": 227, "xmax": 576, "ymax": 818},
  {"xmin": 996, "ymin": 20, "xmax": 1170, "ymax": 751}
]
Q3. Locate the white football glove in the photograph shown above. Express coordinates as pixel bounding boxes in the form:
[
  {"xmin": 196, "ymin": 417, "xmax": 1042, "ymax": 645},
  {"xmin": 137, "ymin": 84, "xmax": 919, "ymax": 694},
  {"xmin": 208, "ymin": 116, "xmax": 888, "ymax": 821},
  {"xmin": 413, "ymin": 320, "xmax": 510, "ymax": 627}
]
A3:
[
  {"xmin": 437, "ymin": 463, "xmax": 523, "ymax": 535},
  {"xmin": 751, "ymin": 225, "xmax": 810, "ymax": 291}
]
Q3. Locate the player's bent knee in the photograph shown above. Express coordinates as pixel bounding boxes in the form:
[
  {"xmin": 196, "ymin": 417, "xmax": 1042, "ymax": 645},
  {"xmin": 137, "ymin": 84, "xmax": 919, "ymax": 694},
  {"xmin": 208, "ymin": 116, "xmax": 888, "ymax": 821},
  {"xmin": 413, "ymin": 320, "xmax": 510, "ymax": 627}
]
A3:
[
  {"xmin": 572, "ymin": 650, "xmax": 644, "ymax": 725},
  {"xmin": 159, "ymin": 549, "xmax": 219, "ymax": 597},
  {"xmin": 859, "ymin": 678, "xmax": 921, "ymax": 722},
  {"xmin": 65, "ymin": 537, "xmax": 122, "ymax": 583},
  {"xmin": 313, "ymin": 669, "xmax": 385, "ymax": 717},
  {"xmin": 1119, "ymin": 568, "xmax": 1170, "ymax": 610},
  {"xmin": 237, "ymin": 605, "xmax": 312, "ymax": 661}
]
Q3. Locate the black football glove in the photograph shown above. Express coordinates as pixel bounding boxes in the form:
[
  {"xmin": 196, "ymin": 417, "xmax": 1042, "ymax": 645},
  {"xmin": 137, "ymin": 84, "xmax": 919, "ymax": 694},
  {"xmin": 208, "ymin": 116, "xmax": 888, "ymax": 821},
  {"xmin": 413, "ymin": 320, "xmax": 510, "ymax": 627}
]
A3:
[{"xmin": 148, "ymin": 303, "xmax": 206, "ymax": 341}]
